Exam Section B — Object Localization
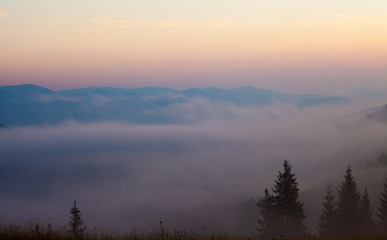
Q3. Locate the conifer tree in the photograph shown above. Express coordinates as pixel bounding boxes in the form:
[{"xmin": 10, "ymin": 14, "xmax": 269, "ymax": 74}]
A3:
[
  {"xmin": 359, "ymin": 187, "xmax": 375, "ymax": 235},
  {"xmin": 272, "ymin": 160, "xmax": 306, "ymax": 237},
  {"xmin": 257, "ymin": 188, "xmax": 277, "ymax": 237},
  {"xmin": 336, "ymin": 166, "xmax": 361, "ymax": 236},
  {"xmin": 377, "ymin": 178, "xmax": 387, "ymax": 233},
  {"xmin": 257, "ymin": 160, "xmax": 306, "ymax": 237},
  {"xmin": 69, "ymin": 201, "xmax": 86, "ymax": 237},
  {"xmin": 318, "ymin": 185, "xmax": 336, "ymax": 237}
]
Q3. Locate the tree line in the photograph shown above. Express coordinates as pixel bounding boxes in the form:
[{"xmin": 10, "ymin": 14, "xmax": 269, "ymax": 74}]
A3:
[
  {"xmin": 69, "ymin": 160, "xmax": 387, "ymax": 238},
  {"xmin": 257, "ymin": 160, "xmax": 387, "ymax": 238}
]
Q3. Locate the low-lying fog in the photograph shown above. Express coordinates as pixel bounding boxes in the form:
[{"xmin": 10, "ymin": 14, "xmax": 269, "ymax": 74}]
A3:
[{"xmin": 1, "ymin": 102, "xmax": 387, "ymax": 234}]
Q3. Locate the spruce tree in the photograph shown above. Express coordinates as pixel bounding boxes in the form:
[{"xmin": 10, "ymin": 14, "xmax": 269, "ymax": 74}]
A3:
[
  {"xmin": 69, "ymin": 201, "xmax": 86, "ymax": 237},
  {"xmin": 272, "ymin": 160, "xmax": 306, "ymax": 237},
  {"xmin": 336, "ymin": 166, "xmax": 361, "ymax": 236},
  {"xmin": 318, "ymin": 185, "xmax": 336, "ymax": 237},
  {"xmin": 377, "ymin": 178, "xmax": 387, "ymax": 233},
  {"xmin": 257, "ymin": 188, "xmax": 278, "ymax": 237},
  {"xmin": 359, "ymin": 187, "xmax": 375, "ymax": 235},
  {"xmin": 257, "ymin": 160, "xmax": 307, "ymax": 237}
]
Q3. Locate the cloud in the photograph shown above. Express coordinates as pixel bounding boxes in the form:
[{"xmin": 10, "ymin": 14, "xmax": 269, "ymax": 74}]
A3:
[
  {"xmin": 88, "ymin": 17, "xmax": 238, "ymax": 28},
  {"xmin": 88, "ymin": 17, "xmax": 145, "ymax": 28},
  {"xmin": 89, "ymin": 18, "xmax": 132, "ymax": 24},
  {"xmin": 89, "ymin": 17, "xmax": 191, "ymax": 27},
  {"xmin": 39, "ymin": 94, "xmax": 83, "ymax": 103},
  {"xmin": 89, "ymin": 18, "xmax": 191, "ymax": 28},
  {"xmin": 90, "ymin": 13, "xmax": 387, "ymax": 30},
  {"xmin": 1, "ymin": 103, "xmax": 387, "ymax": 233},
  {"xmin": 154, "ymin": 21, "xmax": 191, "ymax": 26}
]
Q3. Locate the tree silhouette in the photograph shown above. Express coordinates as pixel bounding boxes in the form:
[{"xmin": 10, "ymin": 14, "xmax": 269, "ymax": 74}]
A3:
[
  {"xmin": 273, "ymin": 160, "xmax": 306, "ymax": 237},
  {"xmin": 318, "ymin": 185, "xmax": 336, "ymax": 237},
  {"xmin": 69, "ymin": 201, "xmax": 86, "ymax": 237},
  {"xmin": 257, "ymin": 188, "xmax": 277, "ymax": 237},
  {"xmin": 377, "ymin": 178, "xmax": 387, "ymax": 233},
  {"xmin": 335, "ymin": 166, "xmax": 361, "ymax": 236},
  {"xmin": 359, "ymin": 187, "xmax": 375, "ymax": 235},
  {"xmin": 257, "ymin": 160, "xmax": 306, "ymax": 237}
]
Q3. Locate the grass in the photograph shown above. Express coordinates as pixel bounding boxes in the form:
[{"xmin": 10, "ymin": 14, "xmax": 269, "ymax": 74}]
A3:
[{"xmin": 1, "ymin": 223, "xmax": 387, "ymax": 240}]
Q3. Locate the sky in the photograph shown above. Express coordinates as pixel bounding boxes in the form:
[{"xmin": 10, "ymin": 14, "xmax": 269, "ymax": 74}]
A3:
[
  {"xmin": 0, "ymin": 0, "xmax": 387, "ymax": 93},
  {"xmin": 1, "ymin": 1, "xmax": 387, "ymax": 233}
]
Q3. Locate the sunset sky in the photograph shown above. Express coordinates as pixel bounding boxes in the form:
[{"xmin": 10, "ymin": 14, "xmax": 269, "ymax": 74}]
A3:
[{"xmin": 0, "ymin": 0, "xmax": 386, "ymax": 93}]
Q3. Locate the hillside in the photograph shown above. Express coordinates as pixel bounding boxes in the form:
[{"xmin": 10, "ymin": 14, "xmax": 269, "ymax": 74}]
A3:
[{"xmin": 367, "ymin": 104, "xmax": 387, "ymax": 123}]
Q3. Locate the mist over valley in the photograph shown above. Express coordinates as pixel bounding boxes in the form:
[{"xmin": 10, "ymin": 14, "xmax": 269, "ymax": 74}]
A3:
[{"xmin": 1, "ymin": 84, "xmax": 387, "ymax": 235}]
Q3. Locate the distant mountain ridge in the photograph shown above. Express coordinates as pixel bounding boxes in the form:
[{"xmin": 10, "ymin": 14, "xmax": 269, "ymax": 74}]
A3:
[
  {"xmin": 0, "ymin": 84, "xmax": 54, "ymax": 96},
  {"xmin": 367, "ymin": 104, "xmax": 387, "ymax": 123},
  {"xmin": 0, "ymin": 84, "xmax": 351, "ymax": 126}
]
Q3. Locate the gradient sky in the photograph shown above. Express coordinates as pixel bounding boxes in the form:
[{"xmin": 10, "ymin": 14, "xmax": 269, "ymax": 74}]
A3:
[{"xmin": 0, "ymin": 0, "xmax": 386, "ymax": 93}]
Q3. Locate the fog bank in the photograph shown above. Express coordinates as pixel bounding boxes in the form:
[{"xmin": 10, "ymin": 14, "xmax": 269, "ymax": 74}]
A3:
[{"xmin": 1, "ymin": 103, "xmax": 387, "ymax": 234}]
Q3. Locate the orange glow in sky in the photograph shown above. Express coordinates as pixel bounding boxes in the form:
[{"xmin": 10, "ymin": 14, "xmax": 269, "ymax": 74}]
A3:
[{"xmin": 0, "ymin": 1, "xmax": 386, "ymax": 93}]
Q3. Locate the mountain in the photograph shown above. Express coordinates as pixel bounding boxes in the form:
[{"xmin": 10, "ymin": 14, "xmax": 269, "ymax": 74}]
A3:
[
  {"xmin": 183, "ymin": 86, "xmax": 351, "ymax": 107},
  {"xmin": 183, "ymin": 86, "xmax": 288, "ymax": 105},
  {"xmin": 366, "ymin": 104, "xmax": 387, "ymax": 123},
  {"xmin": 0, "ymin": 84, "xmax": 54, "ymax": 97},
  {"xmin": 0, "ymin": 84, "xmax": 351, "ymax": 126},
  {"xmin": 332, "ymin": 105, "xmax": 385, "ymax": 125}
]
